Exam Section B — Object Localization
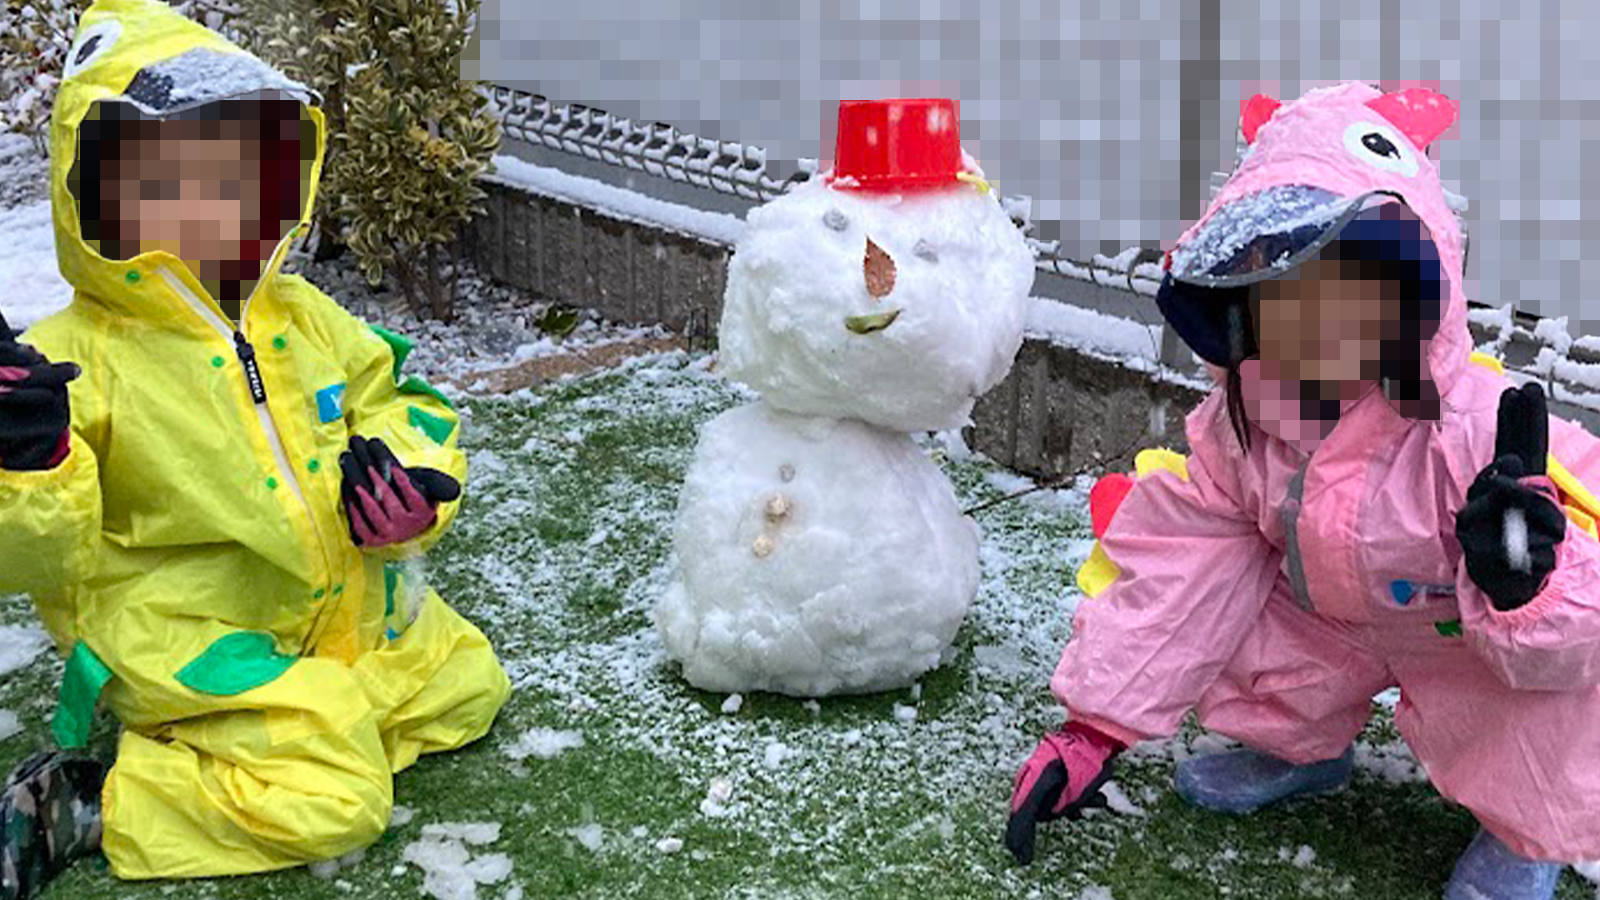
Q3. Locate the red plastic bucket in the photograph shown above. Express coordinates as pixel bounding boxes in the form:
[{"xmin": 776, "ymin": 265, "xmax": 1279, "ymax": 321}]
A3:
[{"xmin": 831, "ymin": 98, "xmax": 962, "ymax": 191}]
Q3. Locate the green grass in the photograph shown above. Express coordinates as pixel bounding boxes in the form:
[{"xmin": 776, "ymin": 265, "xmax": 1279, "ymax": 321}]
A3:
[{"xmin": 1, "ymin": 349, "xmax": 1592, "ymax": 900}]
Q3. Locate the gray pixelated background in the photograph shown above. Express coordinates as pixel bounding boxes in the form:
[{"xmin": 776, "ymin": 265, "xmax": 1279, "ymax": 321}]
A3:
[{"xmin": 468, "ymin": 0, "xmax": 1596, "ymax": 334}]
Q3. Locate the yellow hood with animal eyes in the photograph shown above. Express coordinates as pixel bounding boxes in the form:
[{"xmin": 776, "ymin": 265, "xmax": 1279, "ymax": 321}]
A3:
[{"xmin": 50, "ymin": 0, "xmax": 325, "ymax": 321}]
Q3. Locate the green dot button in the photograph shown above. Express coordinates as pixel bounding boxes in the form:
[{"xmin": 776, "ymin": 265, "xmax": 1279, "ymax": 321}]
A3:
[
  {"xmin": 124, "ymin": 270, "xmax": 141, "ymax": 284},
  {"xmin": 266, "ymin": 477, "xmax": 279, "ymax": 490},
  {"xmin": 313, "ymin": 588, "xmax": 326, "ymax": 599},
  {"xmin": 332, "ymin": 584, "xmax": 344, "ymax": 595},
  {"xmin": 308, "ymin": 458, "xmax": 321, "ymax": 473},
  {"xmin": 272, "ymin": 335, "xmax": 288, "ymax": 350},
  {"xmin": 211, "ymin": 356, "xmax": 225, "ymax": 368}
]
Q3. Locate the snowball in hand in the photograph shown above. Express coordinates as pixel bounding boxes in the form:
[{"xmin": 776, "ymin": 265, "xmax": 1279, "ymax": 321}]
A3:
[
  {"xmin": 716, "ymin": 177, "xmax": 1035, "ymax": 432},
  {"xmin": 655, "ymin": 402, "xmax": 981, "ymax": 696}
]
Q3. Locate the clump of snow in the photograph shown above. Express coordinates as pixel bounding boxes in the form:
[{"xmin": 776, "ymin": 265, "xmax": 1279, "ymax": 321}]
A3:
[
  {"xmin": 699, "ymin": 777, "xmax": 736, "ymax": 818},
  {"xmin": 1504, "ymin": 507, "xmax": 1532, "ymax": 574},
  {"xmin": 503, "ymin": 727, "xmax": 585, "ymax": 761},
  {"xmin": 720, "ymin": 694, "xmax": 744, "ymax": 715},
  {"xmin": 390, "ymin": 805, "xmax": 416, "ymax": 828},
  {"xmin": 1278, "ymin": 844, "xmax": 1318, "ymax": 868},
  {"xmin": 654, "ymin": 837, "xmax": 684, "ymax": 854},
  {"xmin": 1076, "ymin": 886, "xmax": 1116, "ymax": 900},
  {"xmin": 0, "ymin": 625, "xmax": 50, "ymax": 678},
  {"xmin": 762, "ymin": 741, "xmax": 792, "ymax": 770},
  {"xmin": 569, "ymin": 823, "xmax": 605, "ymax": 853},
  {"xmin": 893, "ymin": 704, "xmax": 919, "ymax": 724},
  {"xmin": 1100, "ymin": 781, "xmax": 1145, "ymax": 817},
  {"xmin": 717, "ymin": 174, "xmax": 1034, "ymax": 432},
  {"xmin": 656, "ymin": 402, "xmax": 981, "ymax": 696},
  {"xmin": 1532, "ymin": 316, "xmax": 1573, "ymax": 354},
  {"xmin": 0, "ymin": 710, "xmax": 20, "ymax": 743},
  {"xmin": 307, "ymin": 859, "xmax": 340, "ymax": 879},
  {"xmin": 402, "ymin": 822, "xmax": 511, "ymax": 900},
  {"xmin": 487, "ymin": 155, "xmax": 745, "ymax": 247}
]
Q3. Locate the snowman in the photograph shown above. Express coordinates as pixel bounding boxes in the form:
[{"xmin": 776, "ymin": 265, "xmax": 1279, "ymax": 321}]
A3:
[{"xmin": 654, "ymin": 99, "xmax": 1036, "ymax": 697}]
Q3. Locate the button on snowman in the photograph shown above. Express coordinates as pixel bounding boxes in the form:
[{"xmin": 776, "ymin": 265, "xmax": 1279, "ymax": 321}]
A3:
[{"xmin": 655, "ymin": 99, "xmax": 1036, "ymax": 697}]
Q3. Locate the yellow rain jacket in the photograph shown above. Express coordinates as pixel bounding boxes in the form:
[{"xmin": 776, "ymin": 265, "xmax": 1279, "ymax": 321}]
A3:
[{"xmin": 0, "ymin": 0, "xmax": 510, "ymax": 879}]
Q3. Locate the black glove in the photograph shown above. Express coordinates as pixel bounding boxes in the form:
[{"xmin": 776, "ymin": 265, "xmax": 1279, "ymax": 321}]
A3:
[
  {"xmin": 0, "ymin": 309, "xmax": 80, "ymax": 472},
  {"xmin": 338, "ymin": 435, "xmax": 461, "ymax": 544},
  {"xmin": 1455, "ymin": 383, "xmax": 1567, "ymax": 611}
]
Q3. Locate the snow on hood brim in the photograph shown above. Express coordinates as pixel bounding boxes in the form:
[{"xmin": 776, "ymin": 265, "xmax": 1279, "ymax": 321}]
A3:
[
  {"xmin": 1167, "ymin": 186, "xmax": 1400, "ymax": 289},
  {"xmin": 119, "ymin": 47, "xmax": 319, "ymax": 118}
]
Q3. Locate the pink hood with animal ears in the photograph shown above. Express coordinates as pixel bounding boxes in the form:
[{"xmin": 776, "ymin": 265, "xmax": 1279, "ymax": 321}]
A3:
[{"xmin": 1167, "ymin": 82, "xmax": 1468, "ymax": 447}]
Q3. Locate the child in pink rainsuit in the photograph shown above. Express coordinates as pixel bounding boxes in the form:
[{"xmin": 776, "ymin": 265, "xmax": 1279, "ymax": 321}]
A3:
[{"xmin": 1006, "ymin": 82, "xmax": 1600, "ymax": 900}]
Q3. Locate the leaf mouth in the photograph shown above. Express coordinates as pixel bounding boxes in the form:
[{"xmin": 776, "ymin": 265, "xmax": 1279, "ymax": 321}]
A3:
[{"xmin": 844, "ymin": 308, "xmax": 902, "ymax": 335}]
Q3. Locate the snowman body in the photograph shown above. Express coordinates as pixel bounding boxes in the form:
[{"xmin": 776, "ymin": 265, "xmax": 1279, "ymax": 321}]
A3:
[{"xmin": 656, "ymin": 171, "xmax": 1035, "ymax": 697}]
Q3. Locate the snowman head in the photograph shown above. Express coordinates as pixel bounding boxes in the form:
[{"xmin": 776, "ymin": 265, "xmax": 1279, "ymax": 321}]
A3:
[{"xmin": 718, "ymin": 154, "xmax": 1034, "ymax": 432}]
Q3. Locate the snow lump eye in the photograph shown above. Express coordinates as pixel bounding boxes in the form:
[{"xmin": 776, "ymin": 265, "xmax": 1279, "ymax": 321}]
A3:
[
  {"xmin": 64, "ymin": 20, "xmax": 123, "ymax": 78},
  {"xmin": 823, "ymin": 208, "xmax": 850, "ymax": 232},
  {"xmin": 912, "ymin": 239, "xmax": 939, "ymax": 263},
  {"xmin": 1342, "ymin": 120, "xmax": 1418, "ymax": 177}
]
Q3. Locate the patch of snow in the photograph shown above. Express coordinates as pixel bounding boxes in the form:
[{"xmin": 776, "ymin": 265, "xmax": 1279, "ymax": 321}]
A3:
[
  {"xmin": 488, "ymin": 155, "xmax": 745, "ymax": 246},
  {"xmin": 463, "ymin": 854, "xmax": 512, "ymax": 885},
  {"xmin": 1353, "ymin": 740, "xmax": 1428, "ymax": 784},
  {"xmin": 893, "ymin": 703, "xmax": 919, "ymax": 724},
  {"xmin": 1532, "ymin": 316, "xmax": 1573, "ymax": 354},
  {"xmin": 0, "ymin": 199, "xmax": 73, "ymax": 332},
  {"xmin": 0, "ymin": 625, "xmax": 50, "ymax": 678},
  {"xmin": 402, "ymin": 822, "xmax": 511, "ymax": 900},
  {"xmin": 503, "ymin": 727, "xmax": 585, "ymax": 761},
  {"xmin": 421, "ymin": 822, "xmax": 502, "ymax": 846},
  {"xmin": 720, "ymin": 694, "xmax": 744, "ymax": 715},
  {"xmin": 1076, "ymin": 887, "xmax": 1116, "ymax": 900},
  {"xmin": 1026, "ymin": 298, "xmax": 1163, "ymax": 364},
  {"xmin": 307, "ymin": 859, "xmax": 341, "ymax": 879},
  {"xmin": 1100, "ymin": 781, "xmax": 1146, "ymax": 817},
  {"xmin": 389, "ymin": 805, "xmax": 416, "ymax": 828},
  {"xmin": 654, "ymin": 837, "xmax": 684, "ymax": 854},
  {"xmin": 0, "ymin": 710, "xmax": 20, "ymax": 743},
  {"xmin": 570, "ymin": 823, "xmax": 604, "ymax": 853}
]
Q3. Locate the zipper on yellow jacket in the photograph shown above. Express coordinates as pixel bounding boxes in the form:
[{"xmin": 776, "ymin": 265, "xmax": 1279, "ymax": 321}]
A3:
[{"xmin": 156, "ymin": 242, "xmax": 342, "ymax": 651}]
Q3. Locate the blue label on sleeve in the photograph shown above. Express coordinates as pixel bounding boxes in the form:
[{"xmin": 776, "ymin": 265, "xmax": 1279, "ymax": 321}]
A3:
[{"xmin": 315, "ymin": 383, "xmax": 347, "ymax": 423}]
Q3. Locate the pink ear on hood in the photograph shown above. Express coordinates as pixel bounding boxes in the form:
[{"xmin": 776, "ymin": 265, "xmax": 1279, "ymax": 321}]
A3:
[
  {"xmin": 1365, "ymin": 88, "xmax": 1458, "ymax": 150},
  {"xmin": 1240, "ymin": 94, "xmax": 1282, "ymax": 145}
]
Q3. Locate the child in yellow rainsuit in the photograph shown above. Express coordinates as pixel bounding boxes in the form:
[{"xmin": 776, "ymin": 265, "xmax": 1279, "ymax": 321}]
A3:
[{"xmin": 0, "ymin": 1, "xmax": 511, "ymax": 894}]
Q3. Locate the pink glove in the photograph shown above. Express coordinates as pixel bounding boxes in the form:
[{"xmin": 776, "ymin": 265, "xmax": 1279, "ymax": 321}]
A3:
[
  {"xmin": 339, "ymin": 436, "xmax": 446, "ymax": 549},
  {"xmin": 346, "ymin": 465, "xmax": 436, "ymax": 547},
  {"xmin": 1005, "ymin": 720, "xmax": 1124, "ymax": 865}
]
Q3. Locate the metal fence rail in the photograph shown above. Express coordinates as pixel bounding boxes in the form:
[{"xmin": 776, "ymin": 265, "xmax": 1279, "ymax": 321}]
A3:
[{"xmin": 482, "ymin": 85, "xmax": 1170, "ymax": 293}]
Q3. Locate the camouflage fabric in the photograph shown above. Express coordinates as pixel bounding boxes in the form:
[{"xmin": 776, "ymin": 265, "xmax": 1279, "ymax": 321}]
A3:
[{"xmin": 0, "ymin": 753, "xmax": 105, "ymax": 900}]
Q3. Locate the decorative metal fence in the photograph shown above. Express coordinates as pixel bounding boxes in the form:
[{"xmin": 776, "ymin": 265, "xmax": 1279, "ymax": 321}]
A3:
[{"xmin": 482, "ymin": 85, "xmax": 1172, "ymax": 295}]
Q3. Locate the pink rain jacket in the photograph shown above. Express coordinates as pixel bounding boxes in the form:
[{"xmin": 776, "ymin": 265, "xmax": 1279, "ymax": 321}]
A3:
[{"xmin": 1052, "ymin": 82, "xmax": 1600, "ymax": 861}]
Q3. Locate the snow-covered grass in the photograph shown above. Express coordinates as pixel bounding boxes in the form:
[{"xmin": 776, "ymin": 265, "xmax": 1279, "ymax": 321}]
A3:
[{"xmin": 5, "ymin": 350, "xmax": 1593, "ymax": 900}]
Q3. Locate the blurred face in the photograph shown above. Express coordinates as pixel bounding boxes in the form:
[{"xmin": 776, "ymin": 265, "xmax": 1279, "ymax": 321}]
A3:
[
  {"xmin": 1250, "ymin": 255, "xmax": 1401, "ymax": 383},
  {"xmin": 107, "ymin": 117, "xmax": 267, "ymax": 284}
]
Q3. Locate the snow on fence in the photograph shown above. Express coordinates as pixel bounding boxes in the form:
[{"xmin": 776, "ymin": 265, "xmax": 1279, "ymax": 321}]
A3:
[{"xmin": 470, "ymin": 88, "xmax": 1600, "ymax": 472}]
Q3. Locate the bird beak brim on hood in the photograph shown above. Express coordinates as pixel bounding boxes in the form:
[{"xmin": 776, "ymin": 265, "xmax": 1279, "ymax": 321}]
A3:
[{"xmin": 1156, "ymin": 186, "xmax": 1437, "ymax": 368}]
